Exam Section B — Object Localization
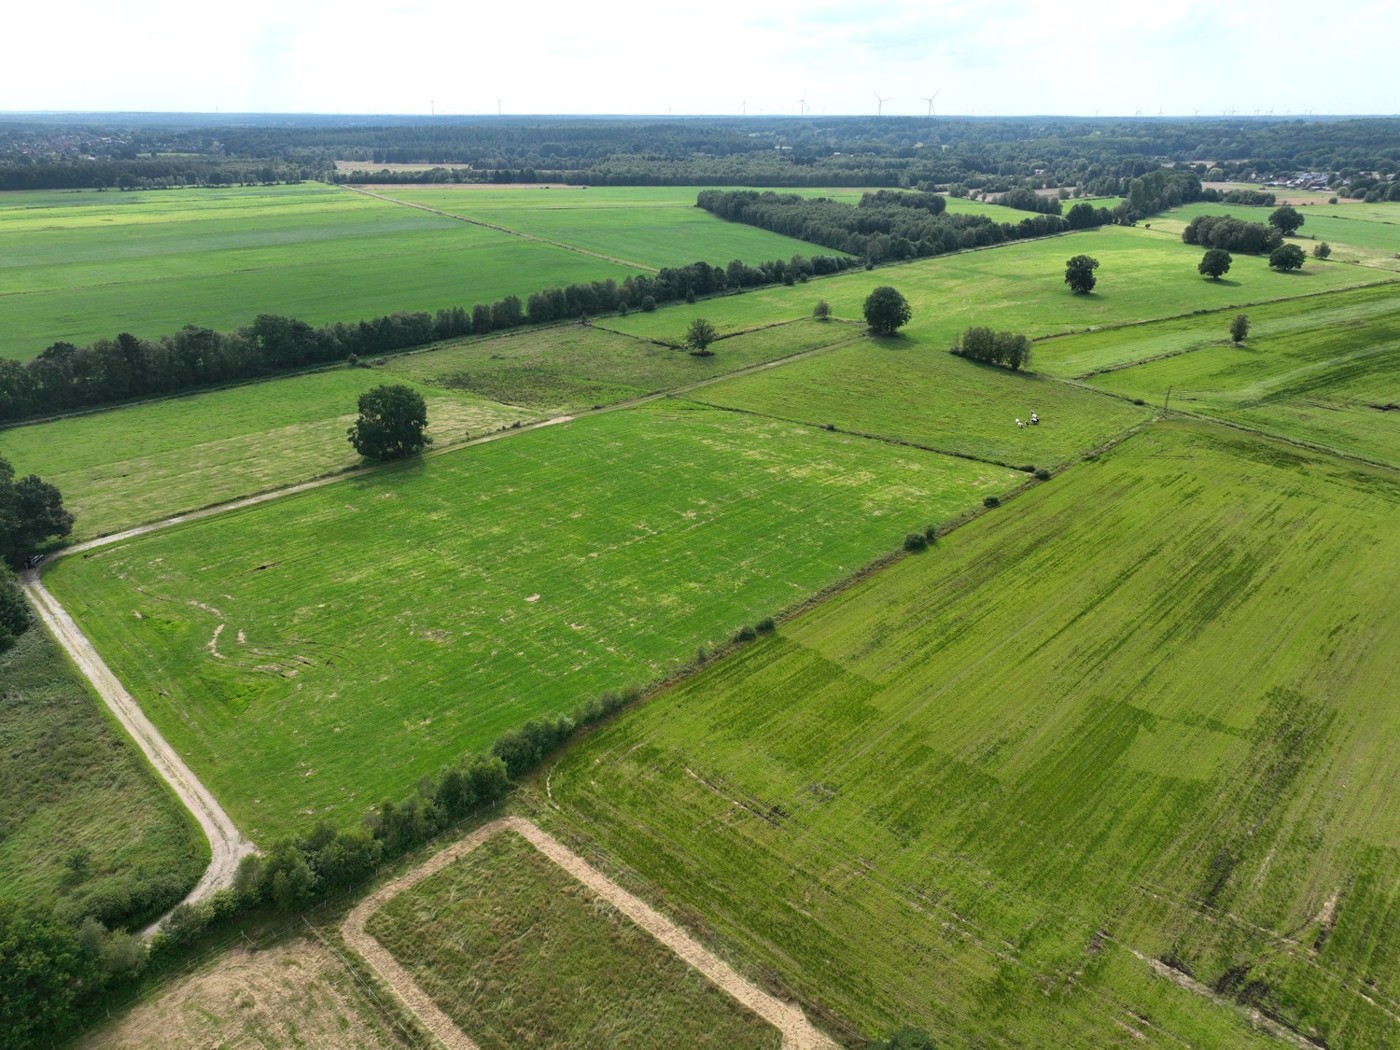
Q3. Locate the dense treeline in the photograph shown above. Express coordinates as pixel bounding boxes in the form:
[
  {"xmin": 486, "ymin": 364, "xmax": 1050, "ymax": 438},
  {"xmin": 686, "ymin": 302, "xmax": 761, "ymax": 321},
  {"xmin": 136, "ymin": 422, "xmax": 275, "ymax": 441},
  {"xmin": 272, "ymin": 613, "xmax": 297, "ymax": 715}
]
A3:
[
  {"xmin": 950, "ymin": 326, "xmax": 1032, "ymax": 370},
  {"xmin": 697, "ymin": 189, "xmax": 1112, "ymax": 263},
  {"xmin": 6, "ymin": 114, "xmax": 1400, "ymax": 194},
  {"xmin": 996, "ymin": 187, "xmax": 1062, "ymax": 214},
  {"xmin": 1182, "ymin": 214, "xmax": 1284, "ymax": 254},
  {"xmin": 1121, "ymin": 168, "xmax": 1204, "ymax": 220},
  {"xmin": 0, "ymin": 254, "xmax": 854, "ymax": 423}
]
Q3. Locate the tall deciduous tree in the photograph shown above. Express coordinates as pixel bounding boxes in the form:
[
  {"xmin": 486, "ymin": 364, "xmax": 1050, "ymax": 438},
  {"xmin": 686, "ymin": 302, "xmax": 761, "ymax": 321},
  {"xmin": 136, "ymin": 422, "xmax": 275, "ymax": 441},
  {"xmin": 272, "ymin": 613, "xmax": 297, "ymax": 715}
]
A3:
[
  {"xmin": 1064, "ymin": 254, "xmax": 1100, "ymax": 294},
  {"xmin": 685, "ymin": 318, "xmax": 718, "ymax": 355},
  {"xmin": 862, "ymin": 286, "xmax": 912, "ymax": 335},
  {"xmin": 346, "ymin": 385, "xmax": 431, "ymax": 461},
  {"xmin": 1269, "ymin": 205, "xmax": 1305, "ymax": 236},
  {"xmin": 1269, "ymin": 243, "xmax": 1307, "ymax": 271},
  {"xmin": 0, "ymin": 455, "xmax": 74, "ymax": 564},
  {"xmin": 1198, "ymin": 248, "xmax": 1233, "ymax": 280}
]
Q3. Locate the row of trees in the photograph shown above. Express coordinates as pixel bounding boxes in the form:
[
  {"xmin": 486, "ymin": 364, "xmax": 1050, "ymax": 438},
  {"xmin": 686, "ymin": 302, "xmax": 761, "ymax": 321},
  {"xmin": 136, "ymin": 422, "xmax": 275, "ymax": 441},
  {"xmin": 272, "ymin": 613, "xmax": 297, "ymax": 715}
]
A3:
[
  {"xmin": 950, "ymin": 326, "xmax": 1032, "ymax": 370},
  {"xmin": 697, "ymin": 189, "xmax": 1112, "ymax": 264},
  {"xmin": 0, "ymin": 255, "xmax": 856, "ymax": 424},
  {"xmin": 1182, "ymin": 214, "xmax": 1284, "ymax": 254}
]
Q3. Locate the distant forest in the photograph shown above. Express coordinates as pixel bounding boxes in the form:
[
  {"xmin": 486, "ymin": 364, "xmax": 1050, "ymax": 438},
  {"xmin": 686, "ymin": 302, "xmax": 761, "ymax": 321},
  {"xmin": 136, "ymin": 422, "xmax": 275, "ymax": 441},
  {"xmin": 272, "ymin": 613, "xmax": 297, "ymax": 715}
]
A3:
[{"xmin": 2, "ymin": 114, "xmax": 1399, "ymax": 198}]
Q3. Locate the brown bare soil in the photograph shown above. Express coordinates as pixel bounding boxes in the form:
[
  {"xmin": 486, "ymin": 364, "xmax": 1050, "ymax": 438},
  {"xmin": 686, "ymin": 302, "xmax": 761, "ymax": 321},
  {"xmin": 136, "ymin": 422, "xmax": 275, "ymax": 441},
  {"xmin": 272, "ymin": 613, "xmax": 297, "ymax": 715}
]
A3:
[{"xmin": 79, "ymin": 940, "xmax": 405, "ymax": 1049}]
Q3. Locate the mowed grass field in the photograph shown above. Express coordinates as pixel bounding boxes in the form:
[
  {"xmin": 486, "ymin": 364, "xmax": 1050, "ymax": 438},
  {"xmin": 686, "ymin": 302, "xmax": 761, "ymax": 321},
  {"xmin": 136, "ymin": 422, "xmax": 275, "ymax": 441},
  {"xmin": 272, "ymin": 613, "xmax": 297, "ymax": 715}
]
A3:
[
  {"xmin": 1081, "ymin": 286, "xmax": 1400, "ymax": 466},
  {"xmin": 685, "ymin": 338, "xmax": 1152, "ymax": 468},
  {"xmin": 46, "ymin": 402, "xmax": 1019, "ymax": 840},
  {"xmin": 0, "ymin": 627, "xmax": 206, "ymax": 928},
  {"xmin": 0, "ymin": 319, "xmax": 861, "ymax": 541},
  {"xmin": 366, "ymin": 830, "xmax": 780, "ymax": 1049},
  {"xmin": 598, "ymin": 225, "xmax": 1385, "ymax": 347},
  {"xmin": 533, "ymin": 420, "xmax": 1400, "ymax": 1048},
  {"xmin": 382, "ymin": 185, "xmax": 849, "ymax": 270}
]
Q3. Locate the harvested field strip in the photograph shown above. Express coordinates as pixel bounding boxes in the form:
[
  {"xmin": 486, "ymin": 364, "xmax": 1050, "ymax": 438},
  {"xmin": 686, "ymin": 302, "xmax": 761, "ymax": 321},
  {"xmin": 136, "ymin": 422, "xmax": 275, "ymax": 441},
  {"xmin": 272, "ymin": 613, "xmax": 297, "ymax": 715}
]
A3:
[
  {"xmin": 346, "ymin": 817, "xmax": 827, "ymax": 1050},
  {"xmin": 538, "ymin": 421, "xmax": 1400, "ymax": 1047}
]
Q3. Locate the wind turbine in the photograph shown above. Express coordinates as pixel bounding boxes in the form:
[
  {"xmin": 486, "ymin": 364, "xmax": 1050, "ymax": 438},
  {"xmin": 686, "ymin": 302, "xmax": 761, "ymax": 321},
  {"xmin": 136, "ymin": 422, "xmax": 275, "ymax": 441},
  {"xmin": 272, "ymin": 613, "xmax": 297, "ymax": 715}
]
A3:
[
  {"xmin": 919, "ymin": 89, "xmax": 941, "ymax": 117},
  {"xmin": 874, "ymin": 90, "xmax": 892, "ymax": 116},
  {"xmin": 798, "ymin": 90, "xmax": 809, "ymax": 117}
]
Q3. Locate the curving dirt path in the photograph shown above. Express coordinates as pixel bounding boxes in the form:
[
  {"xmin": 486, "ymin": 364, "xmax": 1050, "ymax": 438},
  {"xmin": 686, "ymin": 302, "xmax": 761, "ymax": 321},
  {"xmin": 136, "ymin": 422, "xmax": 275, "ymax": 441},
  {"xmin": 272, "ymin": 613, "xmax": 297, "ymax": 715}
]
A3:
[
  {"xmin": 20, "ymin": 569, "xmax": 257, "ymax": 935},
  {"xmin": 343, "ymin": 817, "xmax": 836, "ymax": 1050}
]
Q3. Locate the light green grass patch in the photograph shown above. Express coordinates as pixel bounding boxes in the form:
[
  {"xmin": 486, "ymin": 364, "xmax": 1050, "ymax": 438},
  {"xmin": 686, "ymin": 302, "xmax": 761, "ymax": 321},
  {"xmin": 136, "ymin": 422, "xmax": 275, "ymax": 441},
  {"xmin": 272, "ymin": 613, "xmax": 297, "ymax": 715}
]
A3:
[
  {"xmin": 536, "ymin": 420, "xmax": 1400, "ymax": 1048},
  {"xmin": 47, "ymin": 403, "xmax": 1017, "ymax": 839},
  {"xmin": 685, "ymin": 337, "xmax": 1152, "ymax": 467},
  {"xmin": 366, "ymin": 830, "xmax": 780, "ymax": 1050},
  {"xmin": 0, "ymin": 370, "xmax": 524, "ymax": 541},
  {"xmin": 0, "ymin": 627, "xmax": 206, "ymax": 927},
  {"xmin": 1148, "ymin": 200, "xmax": 1400, "ymax": 270}
]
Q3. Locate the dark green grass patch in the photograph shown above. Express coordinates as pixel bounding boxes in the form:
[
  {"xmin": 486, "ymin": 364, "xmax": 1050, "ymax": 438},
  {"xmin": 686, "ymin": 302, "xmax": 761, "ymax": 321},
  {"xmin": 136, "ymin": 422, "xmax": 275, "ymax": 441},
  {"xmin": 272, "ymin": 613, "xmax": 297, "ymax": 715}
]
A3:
[
  {"xmin": 0, "ymin": 627, "xmax": 205, "ymax": 929},
  {"xmin": 366, "ymin": 830, "xmax": 780, "ymax": 1050},
  {"xmin": 46, "ymin": 403, "xmax": 1017, "ymax": 840},
  {"xmin": 535, "ymin": 421, "xmax": 1400, "ymax": 1048},
  {"xmin": 0, "ymin": 371, "xmax": 524, "ymax": 541},
  {"xmin": 686, "ymin": 338, "xmax": 1151, "ymax": 467},
  {"xmin": 383, "ymin": 318, "xmax": 861, "ymax": 414}
]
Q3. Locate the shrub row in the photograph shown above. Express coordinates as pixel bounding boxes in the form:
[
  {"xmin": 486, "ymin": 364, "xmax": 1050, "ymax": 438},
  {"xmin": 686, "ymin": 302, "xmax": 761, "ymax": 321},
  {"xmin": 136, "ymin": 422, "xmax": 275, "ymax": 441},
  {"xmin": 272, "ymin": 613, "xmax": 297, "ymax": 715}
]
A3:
[{"xmin": 950, "ymin": 326, "xmax": 1032, "ymax": 371}]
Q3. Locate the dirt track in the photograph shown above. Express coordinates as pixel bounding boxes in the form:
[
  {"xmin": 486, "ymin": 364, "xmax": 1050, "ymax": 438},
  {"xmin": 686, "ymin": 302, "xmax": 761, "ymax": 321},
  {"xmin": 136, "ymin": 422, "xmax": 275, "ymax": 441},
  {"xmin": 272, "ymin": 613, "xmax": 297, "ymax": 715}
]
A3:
[
  {"xmin": 343, "ymin": 817, "xmax": 836, "ymax": 1050},
  {"xmin": 21, "ymin": 570, "xmax": 256, "ymax": 934}
]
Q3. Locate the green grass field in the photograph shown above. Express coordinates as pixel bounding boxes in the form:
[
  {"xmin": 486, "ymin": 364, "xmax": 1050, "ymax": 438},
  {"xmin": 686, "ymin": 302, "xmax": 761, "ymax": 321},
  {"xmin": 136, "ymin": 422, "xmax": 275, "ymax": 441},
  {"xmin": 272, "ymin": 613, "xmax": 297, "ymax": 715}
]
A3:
[
  {"xmin": 597, "ymin": 225, "xmax": 1386, "ymax": 348},
  {"xmin": 531, "ymin": 420, "xmax": 1400, "ymax": 1048},
  {"xmin": 383, "ymin": 185, "xmax": 841, "ymax": 270},
  {"xmin": 684, "ymin": 337, "xmax": 1152, "ymax": 468},
  {"xmin": 1081, "ymin": 287, "xmax": 1400, "ymax": 466},
  {"xmin": 366, "ymin": 830, "xmax": 780, "ymax": 1049},
  {"xmin": 1147, "ymin": 200, "xmax": 1400, "ymax": 270},
  {"xmin": 0, "ymin": 319, "xmax": 861, "ymax": 541},
  {"xmin": 0, "ymin": 627, "xmax": 206, "ymax": 929},
  {"xmin": 45, "ymin": 403, "xmax": 1018, "ymax": 840}
]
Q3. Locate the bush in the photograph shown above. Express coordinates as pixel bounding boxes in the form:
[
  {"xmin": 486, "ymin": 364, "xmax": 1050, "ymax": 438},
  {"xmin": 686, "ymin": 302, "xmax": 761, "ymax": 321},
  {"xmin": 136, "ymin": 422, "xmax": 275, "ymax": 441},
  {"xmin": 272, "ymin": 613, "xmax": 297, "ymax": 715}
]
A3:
[
  {"xmin": 812, "ymin": 299, "xmax": 831, "ymax": 321},
  {"xmin": 1035, "ymin": 468, "xmax": 1052, "ymax": 481},
  {"xmin": 983, "ymin": 495, "xmax": 1000, "ymax": 508},
  {"xmin": 732, "ymin": 625, "xmax": 758, "ymax": 643},
  {"xmin": 923, "ymin": 525, "xmax": 938, "ymax": 542},
  {"xmin": 903, "ymin": 532, "xmax": 929, "ymax": 552},
  {"xmin": 755, "ymin": 617, "xmax": 776, "ymax": 633}
]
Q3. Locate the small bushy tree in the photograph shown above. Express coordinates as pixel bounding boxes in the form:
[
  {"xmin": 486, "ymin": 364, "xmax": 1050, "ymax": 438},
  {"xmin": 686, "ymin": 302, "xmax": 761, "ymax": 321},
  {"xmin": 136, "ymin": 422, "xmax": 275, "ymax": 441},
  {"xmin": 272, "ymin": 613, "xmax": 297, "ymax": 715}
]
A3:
[
  {"xmin": 1198, "ymin": 248, "xmax": 1232, "ymax": 280},
  {"xmin": 1269, "ymin": 243, "xmax": 1306, "ymax": 272},
  {"xmin": 685, "ymin": 318, "xmax": 717, "ymax": 355},
  {"xmin": 812, "ymin": 299, "xmax": 831, "ymax": 321},
  {"xmin": 1230, "ymin": 314, "xmax": 1250, "ymax": 344},
  {"xmin": 1313, "ymin": 241, "xmax": 1331, "ymax": 259},
  {"xmin": 1268, "ymin": 205, "xmax": 1305, "ymax": 236},
  {"xmin": 346, "ymin": 384, "xmax": 431, "ymax": 460}
]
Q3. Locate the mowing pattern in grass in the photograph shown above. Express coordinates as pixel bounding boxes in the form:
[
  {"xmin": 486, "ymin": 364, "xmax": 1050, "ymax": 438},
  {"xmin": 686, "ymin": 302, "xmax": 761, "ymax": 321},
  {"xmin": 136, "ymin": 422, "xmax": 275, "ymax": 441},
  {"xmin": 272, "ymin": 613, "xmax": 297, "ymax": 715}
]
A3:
[
  {"xmin": 686, "ymin": 338, "xmax": 1152, "ymax": 467},
  {"xmin": 385, "ymin": 185, "xmax": 833, "ymax": 271},
  {"xmin": 46, "ymin": 403, "xmax": 1018, "ymax": 840},
  {"xmin": 1079, "ymin": 285, "xmax": 1400, "ymax": 466},
  {"xmin": 382, "ymin": 317, "xmax": 861, "ymax": 413},
  {"xmin": 0, "ymin": 628, "xmax": 206, "ymax": 928},
  {"xmin": 537, "ymin": 421, "xmax": 1400, "ymax": 1048},
  {"xmin": 0, "ymin": 371, "xmax": 524, "ymax": 541},
  {"xmin": 366, "ymin": 830, "xmax": 780, "ymax": 1050},
  {"xmin": 598, "ymin": 225, "xmax": 1386, "ymax": 348},
  {"xmin": 0, "ymin": 183, "xmax": 645, "ymax": 360}
]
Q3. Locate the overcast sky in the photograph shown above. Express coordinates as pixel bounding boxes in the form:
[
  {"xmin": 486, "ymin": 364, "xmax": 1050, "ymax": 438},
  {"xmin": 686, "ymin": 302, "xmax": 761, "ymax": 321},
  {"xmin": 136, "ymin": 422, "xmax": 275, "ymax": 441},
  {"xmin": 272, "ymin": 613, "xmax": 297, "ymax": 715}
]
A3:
[{"xmin": 5, "ymin": 0, "xmax": 1395, "ymax": 117}]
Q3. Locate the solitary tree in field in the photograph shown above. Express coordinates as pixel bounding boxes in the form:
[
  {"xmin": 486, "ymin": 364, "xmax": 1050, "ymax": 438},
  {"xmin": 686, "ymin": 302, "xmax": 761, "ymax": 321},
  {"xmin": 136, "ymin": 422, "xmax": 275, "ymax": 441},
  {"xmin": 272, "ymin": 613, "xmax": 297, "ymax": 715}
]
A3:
[
  {"xmin": 1230, "ymin": 314, "xmax": 1250, "ymax": 344},
  {"xmin": 1313, "ymin": 241, "xmax": 1332, "ymax": 259},
  {"xmin": 862, "ymin": 286, "xmax": 912, "ymax": 336},
  {"xmin": 1198, "ymin": 248, "xmax": 1233, "ymax": 280},
  {"xmin": 1064, "ymin": 254, "xmax": 1100, "ymax": 294},
  {"xmin": 812, "ymin": 299, "xmax": 831, "ymax": 321},
  {"xmin": 347, "ymin": 384, "xmax": 431, "ymax": 460},
  {"xmin": 685, "ymin": 318, "xmax": 718, "ymax": 356},
  {"xmin": 1269, "ymin": 205, "xmax": 1305, "ymax": 236},
  {"xmin": 1269, "ymin": 243, "xmax": 1307, "ymax": 272}
]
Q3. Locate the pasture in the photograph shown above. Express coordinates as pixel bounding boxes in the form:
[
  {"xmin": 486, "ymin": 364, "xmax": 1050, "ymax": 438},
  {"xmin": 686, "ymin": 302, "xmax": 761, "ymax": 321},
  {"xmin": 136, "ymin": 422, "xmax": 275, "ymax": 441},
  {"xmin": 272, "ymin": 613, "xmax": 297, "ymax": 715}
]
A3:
[
  {"xmin": 382, "ymin": 185, "xmax": 848, "ymax": 270},
  {"xmin": 533, "ymin": 420, "xmax": 1400, "ymax": 1048},
  {"xmin": 45, "ymin": 402, "xmax": 1018, "ymax": 840},
  {"xmin": 0, "ymin": 627, "xmax": 205, "ymax": 929},
  {"xmin": 685, "ymin": 338, "xmax": 1153, "ymax": 467},
  {"xmin": 365, "ymin": 829, "xmax": 781, "ymax": 1049},
  {"xmin": 598, "ymin": 225, "xmax": 1385, "ymax": 347},
  {"xmin": 1082, "ymin": 285, "xmax": 1400, "ymax": 466},
  {"xmin": 0, "ymin": 319, "xmax": 860, "ymax": 541},
  {"xmin": 1148, "ymin": 200, "xmax": 1400, "ymax": 269}
]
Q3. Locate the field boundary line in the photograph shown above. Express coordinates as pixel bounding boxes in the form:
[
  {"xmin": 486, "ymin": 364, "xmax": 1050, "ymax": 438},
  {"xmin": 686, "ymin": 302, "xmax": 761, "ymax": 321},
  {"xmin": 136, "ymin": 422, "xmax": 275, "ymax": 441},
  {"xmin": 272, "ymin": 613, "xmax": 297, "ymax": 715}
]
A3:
[
  {"xmin": 342, "ymin": 816, "xmax": 837, "ymax": 1050},
  {"xmin": 341, "ymin": 184, "xmax": 661, "ymax": 273},
  {"xmin": 19, "ymin": 570, "xmax": 256, "ymax": 934}
]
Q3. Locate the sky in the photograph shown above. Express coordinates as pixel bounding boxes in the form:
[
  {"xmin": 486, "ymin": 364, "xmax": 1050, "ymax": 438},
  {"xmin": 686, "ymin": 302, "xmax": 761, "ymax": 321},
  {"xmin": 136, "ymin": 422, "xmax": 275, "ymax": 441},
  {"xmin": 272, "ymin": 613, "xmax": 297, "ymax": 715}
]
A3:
[{"xmin": 4, "ymin": 0, "xmax": 1396, "ymax": 117}]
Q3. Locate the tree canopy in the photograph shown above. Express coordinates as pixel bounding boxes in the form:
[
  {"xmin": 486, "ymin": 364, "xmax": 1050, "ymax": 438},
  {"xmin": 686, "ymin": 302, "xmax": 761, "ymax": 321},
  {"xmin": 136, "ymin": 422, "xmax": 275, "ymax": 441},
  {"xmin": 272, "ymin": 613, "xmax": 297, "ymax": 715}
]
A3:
[
  {"xmin": 1198, "ymin": 248, "xmax": 1233, "ymax": 280},
  {"xmin": 346, "ymin": 385, "xmax": 432, "ymax": 460},
  {"xmin": 0, "ymin": 455, "xmax": 73, "ymax": 565},
  {"xmin": 1064, "ymin": 254, "xmax": 1100, "ymax": 294},
  {"xmin": 862, "ymin": 287, "xmax": 912, "ymax": 336},
  {"xmin": 685, "ymin": 318, "xmax": 718, "ymax": 355},
  {"xmin": 1269, "ymin": 205, "xmax": 1305, "ymax": 236},
  {"xmin": 1269, "ymin": 243, "xmax": 1307, "ymax": 272}
]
